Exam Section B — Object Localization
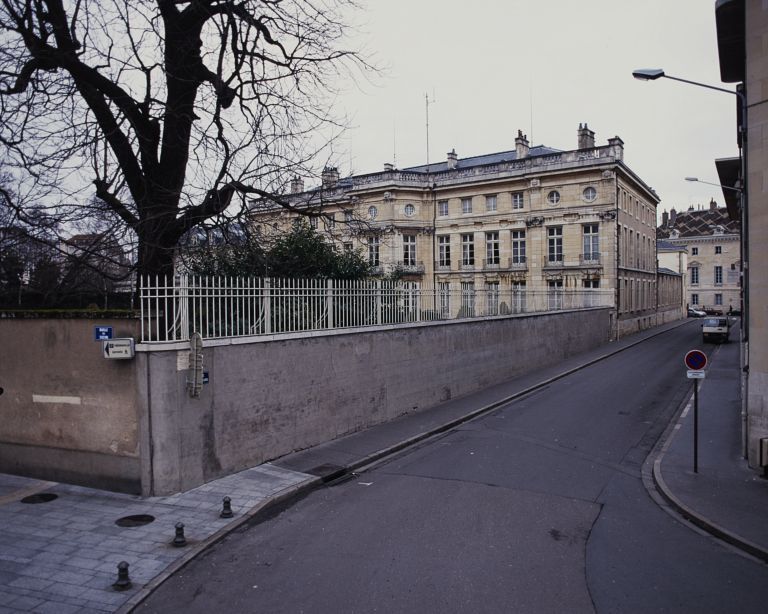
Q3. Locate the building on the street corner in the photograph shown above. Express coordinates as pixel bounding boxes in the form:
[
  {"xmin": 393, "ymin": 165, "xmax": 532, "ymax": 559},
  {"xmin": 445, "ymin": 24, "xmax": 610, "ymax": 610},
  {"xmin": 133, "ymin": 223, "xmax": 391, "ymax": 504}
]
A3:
[
  {"xmin": 656, "ymin": 200, "xmax": 740, "ymax": 314},
  {"xmin": 715, "ymin": 0, "xmax": 768, "ymax": 469},
  {"xmin": 251, "ymin": 124, "xmax": 673, "ymax": 337}
]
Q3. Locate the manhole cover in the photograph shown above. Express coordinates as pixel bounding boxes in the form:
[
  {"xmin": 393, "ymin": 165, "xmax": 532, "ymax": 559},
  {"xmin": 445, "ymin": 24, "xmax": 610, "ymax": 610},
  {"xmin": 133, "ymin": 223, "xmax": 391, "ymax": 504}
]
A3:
[
  {"xmin": 21, "ymin": 493, "xmax": 58, "ymax": 504},
  {"xmin": 115, "ymin": 514, "xmax": 155, "ymax": 527}
]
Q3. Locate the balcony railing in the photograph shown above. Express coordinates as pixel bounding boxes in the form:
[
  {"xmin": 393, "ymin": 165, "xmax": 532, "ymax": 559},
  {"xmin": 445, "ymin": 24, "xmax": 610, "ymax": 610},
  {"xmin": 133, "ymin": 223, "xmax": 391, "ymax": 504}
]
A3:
[
  {"xmin": 396, "ymin": 261, "xmax": 425, "ymax": 274},
  {"xmin": 459, "ymin": 261, "xmax": 475, "ymax": 271},
  {"xmin": 483, "ymin": 258, "xmax": 501, "ymax": 270},
  {"xmin": 508, "ymin": 256, "xmax": 527, "ymax": 269},
  {"xmin": 579, "ymin": 253, "xmax": 601, "ymax": 265}
]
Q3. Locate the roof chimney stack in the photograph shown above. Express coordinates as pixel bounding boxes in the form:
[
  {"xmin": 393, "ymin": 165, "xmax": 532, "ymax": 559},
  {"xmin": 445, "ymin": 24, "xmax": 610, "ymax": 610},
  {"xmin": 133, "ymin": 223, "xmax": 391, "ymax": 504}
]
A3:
[
  {"xmin": 290, "ymin": 176, "xmax": 304, "ymax": 194},
  {"xmin": 515, "ymin": 130, "xmax": 530, "ymax": 159},
  {"xmin": 662, "ymin": 210, "xmax": 669, "ymax": 227},
  {"xmin": 709, "ymin": 197, "xmax": 717, "ymax": 210},
  {"xmin": 669, "ymin": 208, "xmax": 677, "ymax": 225},
  {"xmin": 446, "ymin": 149, "xmax": 458, "ymax": 170},
  {"xmin": 321, "ymin": 166, "xmax": 339, "ymax": 188},
  {"xmin": 577, "ymin": 123, "xmax": 595, "ymax": 149},
  {"xmin": 384, "ymin": 162, "xmax": 394, "ymax": 172}
]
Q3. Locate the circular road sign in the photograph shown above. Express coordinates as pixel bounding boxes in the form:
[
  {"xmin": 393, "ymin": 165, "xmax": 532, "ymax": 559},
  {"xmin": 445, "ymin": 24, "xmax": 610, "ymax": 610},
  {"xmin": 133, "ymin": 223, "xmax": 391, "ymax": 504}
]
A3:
[{"xmin": 684, "ymin": 349, "xmax": 708, "ymax": 371}]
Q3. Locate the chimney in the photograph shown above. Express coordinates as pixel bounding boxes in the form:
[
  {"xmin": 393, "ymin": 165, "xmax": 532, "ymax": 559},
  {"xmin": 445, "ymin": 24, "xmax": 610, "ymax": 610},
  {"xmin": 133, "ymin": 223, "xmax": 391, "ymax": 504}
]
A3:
[
  {"xmin": 384, "ymin": 162, "xmax": 394, "ymax": 172},
  {"xmin": 709, "ymin": 197, "xmax": 717, "ymax": 210},
  {"xmin": 446, "ymin": 149, "xmax": 458, "ymax": 170},
  {"xmin": 669, "ymin": 208, "xmax": 677, "ymax": 225},
  {"xmin": 321, "ymin": 166, "xmax": 339, "ymax": 188},
  {"xmin": 290, "ymin": 176, "xmax": 304, "ymax": 194},
  {"xmin": 607, "ymin": 136, "xmax": 624, "ymax": 160},
  {"xmin": 577, "ymin": 123, "xmax": 595, "ymax": 149},
  {"xmin": 515, "ymin": 130, "xmax": 530, "ymax": 159},
  {"xmin": 662, "ymin": 210, "xmax": 669, "ymax": 227}
]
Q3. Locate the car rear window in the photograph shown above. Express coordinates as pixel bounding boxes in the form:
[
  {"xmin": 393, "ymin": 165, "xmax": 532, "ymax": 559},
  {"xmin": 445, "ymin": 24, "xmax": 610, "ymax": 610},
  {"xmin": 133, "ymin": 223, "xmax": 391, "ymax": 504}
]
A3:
[{"xmin": 704, "ymin": 318, "xmax": 727, "ymax": 327}]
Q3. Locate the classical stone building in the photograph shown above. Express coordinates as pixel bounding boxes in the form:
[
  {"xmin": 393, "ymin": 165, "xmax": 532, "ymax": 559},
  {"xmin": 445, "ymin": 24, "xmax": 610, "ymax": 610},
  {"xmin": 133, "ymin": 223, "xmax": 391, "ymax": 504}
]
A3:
[
  {"xmin": 251, "ymin": 124, "xmax": 668, "ymax": 336},
  {"xmin": 656, "ymin": 201, "xmax": 740, "ymax": 314}
]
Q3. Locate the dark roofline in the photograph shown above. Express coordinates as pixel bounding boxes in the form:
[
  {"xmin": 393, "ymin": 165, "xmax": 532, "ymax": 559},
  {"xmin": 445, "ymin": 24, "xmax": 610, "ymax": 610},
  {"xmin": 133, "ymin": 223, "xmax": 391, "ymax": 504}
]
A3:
[{"xmin": 715, "ymin": 0, "xmax": 745, "ymax": 83}]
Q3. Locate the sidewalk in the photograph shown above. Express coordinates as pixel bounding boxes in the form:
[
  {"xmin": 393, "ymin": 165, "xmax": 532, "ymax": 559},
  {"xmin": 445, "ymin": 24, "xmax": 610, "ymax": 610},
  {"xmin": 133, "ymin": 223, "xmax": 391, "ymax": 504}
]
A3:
[
  {"xmin": 651, "ymin": 335, "xmax": 768, "ymax": 561},
  {"xmin": 0, "ymin": 318, "xmax": 763, "ymax": 613}
]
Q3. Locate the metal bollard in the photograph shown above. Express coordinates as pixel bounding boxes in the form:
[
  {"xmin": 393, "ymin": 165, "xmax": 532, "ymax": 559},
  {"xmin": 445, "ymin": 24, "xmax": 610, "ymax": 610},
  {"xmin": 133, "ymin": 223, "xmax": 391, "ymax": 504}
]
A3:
[
  {"xmin": 173, "ymin": 522, "xmax": 187, "ymax": 547},
  {"xmin": 112, "ymin": 561, "xmax": 132, "ymax": 591},
  {"xmin": 220, "ymin": 496, "xmax": 234, "ymax": 519}
]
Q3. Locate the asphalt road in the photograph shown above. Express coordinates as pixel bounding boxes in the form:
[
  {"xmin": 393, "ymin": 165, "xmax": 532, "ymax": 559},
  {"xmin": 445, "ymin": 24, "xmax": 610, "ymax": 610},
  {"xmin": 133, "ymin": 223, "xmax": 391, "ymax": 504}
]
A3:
[{"xmin": 138, "ymin": 321, "xmax": 768, "ymax": 613}]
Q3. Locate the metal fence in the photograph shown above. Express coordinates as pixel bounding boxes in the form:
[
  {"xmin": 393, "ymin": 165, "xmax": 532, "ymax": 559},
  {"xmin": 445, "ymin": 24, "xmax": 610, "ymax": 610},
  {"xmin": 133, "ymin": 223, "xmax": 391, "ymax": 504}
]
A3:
[{"xmin": 139, "ymin": 275, "xmax": 614, "ymax": 342}]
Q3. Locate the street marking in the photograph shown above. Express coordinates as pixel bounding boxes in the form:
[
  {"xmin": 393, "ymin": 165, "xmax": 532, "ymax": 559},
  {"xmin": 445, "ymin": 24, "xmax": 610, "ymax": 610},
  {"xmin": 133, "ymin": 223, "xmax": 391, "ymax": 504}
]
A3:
[{"xmin": 32, "ymin": 394, "xmax": 82, "ymax": 405}]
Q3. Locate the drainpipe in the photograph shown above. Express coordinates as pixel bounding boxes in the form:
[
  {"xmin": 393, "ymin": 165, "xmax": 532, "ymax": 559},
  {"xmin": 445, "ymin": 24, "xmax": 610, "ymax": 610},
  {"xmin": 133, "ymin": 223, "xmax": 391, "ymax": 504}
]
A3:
[
  {"xmin": 615, "ymin": 179, "xmax": 621, "ymax": 341},
  {"xmin": 431, "ymin": 181, "xmax": 437, "ymax": 291}
]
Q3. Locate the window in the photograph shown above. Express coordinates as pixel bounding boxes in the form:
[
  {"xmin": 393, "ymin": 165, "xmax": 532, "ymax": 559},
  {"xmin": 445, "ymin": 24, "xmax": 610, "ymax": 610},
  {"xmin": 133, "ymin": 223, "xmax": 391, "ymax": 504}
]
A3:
[
  {"xmin": 715, "ymin": 293, "xmax": 723, "ymax": 306},
  {"xmin": 486, "ymin": 282, "xmax": 500, "ymax": 316},
  {"xmin": 691, "ymin": 247, "xmax": 699, "ymax": 256},
  {"xmin": 438, "ymin": 236, "xmax": 451, "ymax": 267},
  {"xmin": 404, "ymin": 203, "xmax": 415, "ymax": 217},
  {"xmin": 512, "ymin": 192, "xmax": 525, "ymax": 209},
  {"xmin": 715, "ymin": 265, "xmax": 723, "ymax": 285},
  {"xmin": 367, "ymin": 236, "xmax": 379, "ymax": 266},
  {"xmin": 403, "ymin": 235, "xmax": 416, "ymax": 266},
  {"xmin": 485, "ymin": 195, "xmax": 497, "ymax": 212},
  {"xmin": 548, "ymin": 226, "xmax": 563, "ymax": 263},
  {"xmin": 547, "ymin": 190, "xmax": 560, "ymax": 205},
  {"xmin": 344, "ymin": 210, "xmax": 354, "ymax": 222},
  {"xmin": 512, "ymin": 281, "xmax": 527, "ymax": 312},
  {"xmin": 461, "ymin": 234, "xmax": 475, "ymax": 266},
  {"xmin": 368, "ymin": 206, "xmax": 378, "ymax": 220},
  {"xmin": 324, "ymin": 214, "xmax": 335, "ymax": 229},
  {"xmin": 439, "ymin": 282, "xmax": 451, "ymax": 317},
  {"xmin": 438, "ymin": 200, "xmax": 449, "ymax": 216},
  {"xmin": 343, "ymin": 242, "xmax": 353, "ymax": 253},
  {"xmin": 548, "ymin": 280, "xmax": 563, "ymax": 310},
  {"xmin": 485, "ymin": 232, "xmax": 500, "ymax": 265},
  {"xmin": 309, "ymin": 216, "xmax": 318, "ymax": 229},
  {"xmin": 511, "ymin": 230, "xmax": 526, "ymax": 264},
  {"xmin": 715, "ymin": 245, "xmax": 722, "ymax": 254},
  {"xmin": 461, "ymin": 197, "xmax": 473, "ymax": 214},
  {"xmin": 460, "ymin": 282, "xmax": 475, "ymax": 316},
  {"xmin": 583, "ymin": 279, "xmax": 600, "ymax": 307},
  {"xmin": 691, "ymin": 293, "xmax": 699, "ymax": 305},
  {"xmin": 691, "ymin": 266, "xmax": 699, "ymax": 285},
  {"xmin": 583, "ymin": 187, "xmax": 597, "ymax": 202},
  {"xmin": 583, "ymin": 224, "xmax": 599, "ymax": 262}
]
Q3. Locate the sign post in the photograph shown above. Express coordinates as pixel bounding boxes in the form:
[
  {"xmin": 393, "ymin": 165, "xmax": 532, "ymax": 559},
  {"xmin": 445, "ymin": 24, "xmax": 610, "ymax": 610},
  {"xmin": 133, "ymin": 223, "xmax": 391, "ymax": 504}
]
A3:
[{"xmin": 684, "ymin": 350, "xmax": 708, "ymax": 474}]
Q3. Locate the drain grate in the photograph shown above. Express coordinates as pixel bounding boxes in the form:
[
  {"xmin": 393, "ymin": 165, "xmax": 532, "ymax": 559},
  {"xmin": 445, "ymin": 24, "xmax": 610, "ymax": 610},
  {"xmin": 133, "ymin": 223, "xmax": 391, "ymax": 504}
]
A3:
[
  {"xmin": 115, "ymin": 514, "xmax": 155, "ymax": 527},
  {"xmin": 21, "ymin": 493, "xmax": 58, "ymax": 504}
]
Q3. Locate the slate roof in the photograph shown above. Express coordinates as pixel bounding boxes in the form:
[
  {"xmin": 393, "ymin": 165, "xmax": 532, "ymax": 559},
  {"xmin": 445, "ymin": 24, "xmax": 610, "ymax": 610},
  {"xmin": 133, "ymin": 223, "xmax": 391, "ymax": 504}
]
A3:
[
  {"xmin": 657, "ymin": 240, "xmax": 686, "ymax": 251},
  {"xmin": 657, "ymin": 207, "xmax": 740, "ymax": 239},
  {"xmin": 402, "ymin": 146, "xmax": 562, "ymax": 174}
]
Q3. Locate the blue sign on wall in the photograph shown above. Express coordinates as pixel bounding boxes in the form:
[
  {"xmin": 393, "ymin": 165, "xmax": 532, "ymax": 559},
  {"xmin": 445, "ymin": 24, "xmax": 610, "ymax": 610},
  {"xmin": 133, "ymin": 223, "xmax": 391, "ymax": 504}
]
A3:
[{"xmin": 94, "ymin": 326, "xmax": 113, "ymax": 341}]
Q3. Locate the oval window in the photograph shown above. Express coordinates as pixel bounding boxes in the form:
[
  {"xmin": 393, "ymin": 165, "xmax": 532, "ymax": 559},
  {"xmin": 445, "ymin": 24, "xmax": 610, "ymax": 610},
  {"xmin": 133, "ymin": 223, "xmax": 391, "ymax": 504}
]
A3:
[
  {"xmin": 547, "ymin": 190, "xmax": 561, "ymax": 205},
  {"xmin": 404, "ymin": 204, "xmax": 415, "ymax": 217},
  {"xmin": 583, "ymin": 187, "xmax": 597, "ymax": 202},
  {"xmin": 368, "ymin": 206, "xmax": 378, "ymax": 219}
]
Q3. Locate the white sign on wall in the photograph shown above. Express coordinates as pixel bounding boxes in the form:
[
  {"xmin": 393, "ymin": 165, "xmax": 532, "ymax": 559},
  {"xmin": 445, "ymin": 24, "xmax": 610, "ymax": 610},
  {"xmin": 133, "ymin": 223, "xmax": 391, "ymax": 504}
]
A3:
[{"xmin": 103, "ymin": 338, "xmax": 135, "ymax": 360}]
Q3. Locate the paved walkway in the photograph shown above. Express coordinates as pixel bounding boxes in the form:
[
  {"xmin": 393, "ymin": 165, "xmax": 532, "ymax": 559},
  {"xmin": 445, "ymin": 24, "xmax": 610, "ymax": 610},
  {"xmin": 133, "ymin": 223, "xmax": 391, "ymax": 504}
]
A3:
[{"xmin": 0, "ymin": 318, "xmax": 765, "ymax": 613}]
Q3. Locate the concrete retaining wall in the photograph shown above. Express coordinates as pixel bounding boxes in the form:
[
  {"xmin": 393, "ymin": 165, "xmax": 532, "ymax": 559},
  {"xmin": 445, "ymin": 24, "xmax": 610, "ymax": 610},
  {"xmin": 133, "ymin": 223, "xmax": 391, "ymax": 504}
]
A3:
[
  {"xmin": 142, "ymin": 308, "xmax": 612, "ymax": 495},
  {"xmin": 0, "ymin": 317, "xmax": 142, "ymax": 492}
]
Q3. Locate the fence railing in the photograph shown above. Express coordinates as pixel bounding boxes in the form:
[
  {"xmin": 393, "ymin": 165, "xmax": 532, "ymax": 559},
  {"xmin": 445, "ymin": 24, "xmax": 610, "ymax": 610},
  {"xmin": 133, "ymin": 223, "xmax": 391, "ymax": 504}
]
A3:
[{"xmin": 139, "ymin": 275, "xmax": 614, "ymax": 342}]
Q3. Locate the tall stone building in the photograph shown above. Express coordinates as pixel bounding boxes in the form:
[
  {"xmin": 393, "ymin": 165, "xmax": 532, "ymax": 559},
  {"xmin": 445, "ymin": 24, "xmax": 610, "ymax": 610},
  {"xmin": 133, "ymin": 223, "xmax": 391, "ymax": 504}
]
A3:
[
  {"xmin": 656, "ymin": 200, "xmax": 740, "ymax": 314},
  {"xmin": 251, "ymin": 124, "xmax": 669, "ymax": 336}
]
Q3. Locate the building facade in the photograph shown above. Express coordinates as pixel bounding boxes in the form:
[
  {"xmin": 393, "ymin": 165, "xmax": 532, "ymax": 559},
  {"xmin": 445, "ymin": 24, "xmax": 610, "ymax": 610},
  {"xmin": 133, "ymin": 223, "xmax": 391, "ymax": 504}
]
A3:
[
  {"xmin": 656, "ymin": 202, "xmax": 740, "ymax": 314},
  {"xmin": 251, "ymin": 125, "xmax": 665, "ymax": 337}
]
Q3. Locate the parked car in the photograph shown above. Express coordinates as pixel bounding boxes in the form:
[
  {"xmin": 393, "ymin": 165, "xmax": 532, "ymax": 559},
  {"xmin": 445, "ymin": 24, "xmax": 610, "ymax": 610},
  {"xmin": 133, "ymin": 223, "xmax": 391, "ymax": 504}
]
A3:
[
  {"xmin": 688, "ymin": 308, "xmax": 707, "ymax": 317},
  {"xmin": 702, "ymin": 317, "xmax": 731, "ymax": 343}
]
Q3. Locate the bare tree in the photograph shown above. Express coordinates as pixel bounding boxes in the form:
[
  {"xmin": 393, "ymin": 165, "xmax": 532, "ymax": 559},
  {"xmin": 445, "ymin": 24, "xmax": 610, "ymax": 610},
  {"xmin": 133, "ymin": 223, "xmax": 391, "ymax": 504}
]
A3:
[{"xmin": 0, "ymin": 0, "xmax": 367, "ymax": 279}]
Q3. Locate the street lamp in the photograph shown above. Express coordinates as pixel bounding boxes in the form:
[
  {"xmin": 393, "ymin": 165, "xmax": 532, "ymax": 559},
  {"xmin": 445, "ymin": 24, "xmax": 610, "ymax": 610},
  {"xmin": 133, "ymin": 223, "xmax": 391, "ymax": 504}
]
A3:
[
  {"xmin": 634, "ymin": 66, "xmax": 750, "ymax": 458},
  {"xmin": 684, "ymin": 177, "xmax": 743, "ymax": 193}
]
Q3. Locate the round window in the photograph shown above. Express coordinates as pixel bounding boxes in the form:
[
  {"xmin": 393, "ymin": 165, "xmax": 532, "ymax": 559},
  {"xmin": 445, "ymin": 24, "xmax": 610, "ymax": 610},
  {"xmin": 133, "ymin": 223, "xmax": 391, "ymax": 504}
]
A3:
[
  {"xmin": 583, "ymin": 187, "xmax": 597, "ymax": 202},
  {"xmin": 547, "ymin": 190, "xmax": 561, "ymax": 205},
  {"xmin": 368, "ymin": 206, "xmax": 378, "ymax": 219},
  {"xmin": 404, "ymin": 204, "xmax": 415, "ymax": 217}
]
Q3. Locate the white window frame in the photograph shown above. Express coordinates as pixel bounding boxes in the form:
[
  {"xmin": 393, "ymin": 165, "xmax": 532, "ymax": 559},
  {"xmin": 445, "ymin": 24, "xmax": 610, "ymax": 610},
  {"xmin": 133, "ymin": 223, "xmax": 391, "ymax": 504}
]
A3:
[
  {"xmin": 511, "ymin": 230, "xmax": 526, "ymax": 264},
  {"xmin": 548, "ymin": 226, "xmax": 563, "ymax": 263},
  {"xmin": 367, "ymin": 236, "xmax": 379, "ymax": 266},
  {"xmin": 461, "ymin": 197, "xmax": 473, "ymax": 214},
  {"xmin": 438, "ymin": 200, "xmax": 449, "ymax": 216},
  {"xmin": 438, "ymin": 235, "xmax": 451, "ymax": 267},
  {"xmin": 485, "ymin": 231, "xmax": 500, "ymax": 265},
  {"xmin": 512, "ymin": 192, "xmax": 525, "ymax": 209},
  {"xmin": 461, "ymin": 234, "xmax": 475, "ymax": 266},
  {"xmin": 485, "ymin": 195, "xmax": 497, "ymax": 212},
  {"xmin": 403, "ymin": 235, "xmax": 417, "ymax": 266}
]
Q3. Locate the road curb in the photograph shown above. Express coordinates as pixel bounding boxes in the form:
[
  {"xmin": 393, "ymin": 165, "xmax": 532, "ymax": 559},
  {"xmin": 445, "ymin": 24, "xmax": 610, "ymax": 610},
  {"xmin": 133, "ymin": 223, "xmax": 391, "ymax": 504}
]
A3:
[
  {"xmin": 649, "ymin": 415, "xmax": 768, "ymax": 564},
  {"xmin": 124, "ymin": 318, "xmax": 690, "ymax": 611}
]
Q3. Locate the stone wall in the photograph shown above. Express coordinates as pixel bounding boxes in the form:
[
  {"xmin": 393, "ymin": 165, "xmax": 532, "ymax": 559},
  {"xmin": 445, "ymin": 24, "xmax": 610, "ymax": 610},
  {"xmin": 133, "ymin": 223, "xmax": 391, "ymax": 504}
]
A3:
[
  {"xmin": 0, "ymin": 317, "xmax": 142, "ymax": 492},
  {"xmin": 141, "ymin": 308, "xmax": 612, "ymax": 495}
]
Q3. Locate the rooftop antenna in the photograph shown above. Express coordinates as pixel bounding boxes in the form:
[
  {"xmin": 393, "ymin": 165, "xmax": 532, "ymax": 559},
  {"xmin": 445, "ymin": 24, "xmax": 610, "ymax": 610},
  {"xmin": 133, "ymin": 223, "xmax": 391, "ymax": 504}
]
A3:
[
  {"xmin": 425, "ymin": 90, "xmax": 436, "ymax": 169},
  {"xmin": 529, "ymin": 81, "xmax": 534, "ymax": 145}
]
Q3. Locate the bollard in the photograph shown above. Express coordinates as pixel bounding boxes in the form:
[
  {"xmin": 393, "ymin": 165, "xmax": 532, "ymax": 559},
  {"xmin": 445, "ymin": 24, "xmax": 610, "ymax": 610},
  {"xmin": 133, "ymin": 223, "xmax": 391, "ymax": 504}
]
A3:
[
  {"xmin": 220, "ymin": 496, "xmax": 234, "ymax": 519},
  {"xmin": 112, "ymin": 561, "xmax": 132, "ymax": 591},
  {"xmin": 173, "ymin": 522, "xmax": 187, "ymax": 547}
]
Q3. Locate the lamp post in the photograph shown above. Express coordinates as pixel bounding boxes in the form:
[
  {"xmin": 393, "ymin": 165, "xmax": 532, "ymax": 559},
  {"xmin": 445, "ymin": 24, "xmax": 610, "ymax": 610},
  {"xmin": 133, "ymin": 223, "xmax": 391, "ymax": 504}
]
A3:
[
  {"xmin": 684, "ymin": 176, "xmax": 743, "ymax": 193},
  {"xmin": 635, "ymin": 67, "xmax": 749, "ymax": 458}
]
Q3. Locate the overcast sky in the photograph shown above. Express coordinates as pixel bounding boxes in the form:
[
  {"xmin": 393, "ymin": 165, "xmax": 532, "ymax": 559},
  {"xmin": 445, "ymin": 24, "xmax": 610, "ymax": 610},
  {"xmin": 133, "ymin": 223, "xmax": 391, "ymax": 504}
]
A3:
[{"xmin": 332, "ymin": 0, "xmax": 735, "ymax": 222}]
